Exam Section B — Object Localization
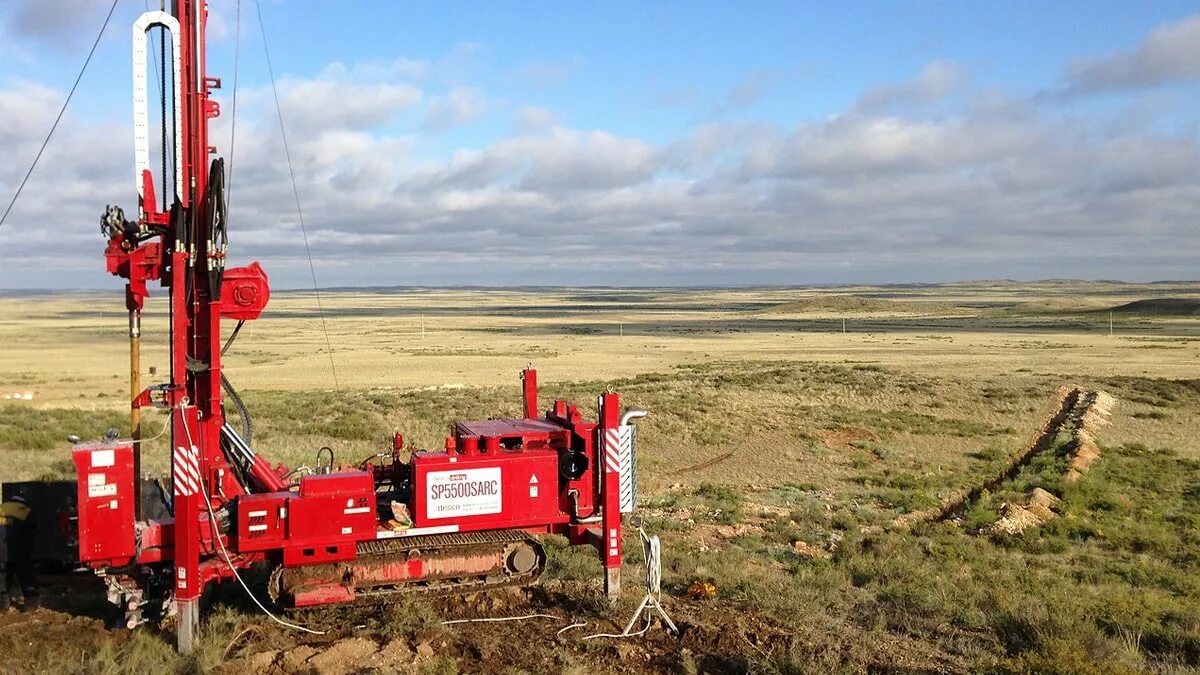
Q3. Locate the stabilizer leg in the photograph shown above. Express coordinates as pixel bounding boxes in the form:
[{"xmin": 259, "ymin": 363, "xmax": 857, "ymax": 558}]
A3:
[
  {"xmin": 605, "ymin": 566, "xmax": 621, "ymax": 602},
  {"xmin": 177, "ymin": 598, "xmax": 200, "ymax": 652}
]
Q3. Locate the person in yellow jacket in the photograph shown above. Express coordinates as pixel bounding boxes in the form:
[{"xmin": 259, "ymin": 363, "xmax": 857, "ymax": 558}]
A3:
[{"xmin": 0, "ymin": 493, "xmax": 38, "ymax": 610}]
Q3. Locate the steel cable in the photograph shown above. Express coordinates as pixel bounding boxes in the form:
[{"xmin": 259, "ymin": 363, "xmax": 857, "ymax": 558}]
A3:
[
  {"xmin": 227, "ymin": 0, "xmax": 241, "ymax": 213},
  {"xmin": 254, "ymin": 0, "xmax": 340, "ymax": 391}
]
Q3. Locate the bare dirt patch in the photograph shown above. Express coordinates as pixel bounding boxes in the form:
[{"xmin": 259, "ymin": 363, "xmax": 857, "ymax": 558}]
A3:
[{"xmin": 816, "ymin": 426, "xmax": 879, "ymax": 451}]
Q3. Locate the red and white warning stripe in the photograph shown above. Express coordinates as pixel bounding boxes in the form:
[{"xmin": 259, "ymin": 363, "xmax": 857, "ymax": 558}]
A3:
[
  {"xmin": 174, "ymin": 444, "xmax": 201, "ymax": 497},
  {"xmin": 617, "ymin": 426, "xmax": 635, "ymax": 513},
  {"xmin": 604, "ymin": 428, "xmax": 621, "ymax": 474}
]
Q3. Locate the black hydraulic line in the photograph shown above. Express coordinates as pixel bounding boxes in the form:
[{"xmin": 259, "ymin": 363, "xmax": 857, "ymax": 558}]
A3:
[
  {"xmin": 222, "ymin": 319, "xmax": 245, "ymax": 356},
  {"xmin": 220, "ymin": 318, "xmax": 252, "ymax": 444},
  {"xmin": 160, "ymin": 23, "xmax": 168, "ymax": 205},
  {"xmin": 220, "ymin": 372, "xmax": 253, "ymax": 446},
  {"xmin": 218, "ymin": 426, "xmax": 254, "ymax": 490},
  {"xmin": 206, "ymin": 158, "xmax": 228, "ymax": 297},
  {"xmin": 0, "ymin": 0, "xmax": 120, "ymax": 232},
  {"xmin": 141, "ymin": 0, "xmax": 173, "ymax": 200}
]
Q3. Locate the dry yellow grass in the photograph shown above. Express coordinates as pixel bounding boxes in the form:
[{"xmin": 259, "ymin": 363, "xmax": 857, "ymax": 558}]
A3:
[
  {"xmin": 3, "ymin": 282, "xmax": 1198, "ymax": 484},
  {"xmin": 2, "ymin": 284, "xmax": 1199, "ymax": 407}
]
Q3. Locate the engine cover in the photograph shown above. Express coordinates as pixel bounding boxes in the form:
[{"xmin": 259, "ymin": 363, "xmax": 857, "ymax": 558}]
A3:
[{"xmin": 412, "ymin": 448, "xmax": 565, "ymax": 531}]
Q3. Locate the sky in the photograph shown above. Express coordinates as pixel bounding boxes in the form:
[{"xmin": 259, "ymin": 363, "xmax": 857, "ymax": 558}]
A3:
[{"xmin": 0, "ymin": 1, "xmax": 1198, "ymax": 289}]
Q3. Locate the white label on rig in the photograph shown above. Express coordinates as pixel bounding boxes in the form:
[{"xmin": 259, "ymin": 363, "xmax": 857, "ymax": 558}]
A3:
[
  {"xmin": 92, "ymin": 449, "xmax": 115, "ymax": 468},
  {"xmin": 426, "ymin": 467, "xmax": 502, "ymax": 520},
  {"xmin": 88, "ymin": 483, "xmax": 117, "ymax": 498},
  {"xmin": 529, "ymin": 474, "xmax": 539, "ymax": 498},
  {"xmin": 88, "ymin": 473, "xmax": 106, "ymax": 486}
]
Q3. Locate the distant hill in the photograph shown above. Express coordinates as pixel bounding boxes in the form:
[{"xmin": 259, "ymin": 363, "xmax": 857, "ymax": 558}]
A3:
[
  {"xmin": 1106, "ymin": 298, "xmax": 1200, "ymax": 317},
  {"xmin": 757, "ymin": 295, "xmax": 954, "ymax": 315}
]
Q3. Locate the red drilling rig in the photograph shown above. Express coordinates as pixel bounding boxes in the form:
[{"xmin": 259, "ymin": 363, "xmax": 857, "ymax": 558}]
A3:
[{"xmin": 73, "ymin": 2, "xmax": 644, "ymax": 651}]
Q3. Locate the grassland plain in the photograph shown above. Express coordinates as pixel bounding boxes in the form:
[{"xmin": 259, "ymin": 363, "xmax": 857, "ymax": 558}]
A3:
[{"xmin": 0, "ymin": 283, "xmax": 1198, "ymax": 673}]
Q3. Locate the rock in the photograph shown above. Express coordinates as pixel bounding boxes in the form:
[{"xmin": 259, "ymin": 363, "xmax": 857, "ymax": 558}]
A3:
[
  {"xmin": 791, "ymin": 540, "xmax": 830, "ymax": 560},
  {"xmin": 378, "ymin": 638, "xmax": 415, "ymax": 665},
  {"xmin": 414, "ymin": 641, "xmax": 436, "ymax": 661},
  {"xmin": 1027, "ymin": 487, "xmax": 1059, "ymax": 510}
]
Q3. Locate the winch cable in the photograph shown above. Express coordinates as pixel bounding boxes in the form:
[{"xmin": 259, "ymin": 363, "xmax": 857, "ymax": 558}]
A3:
[
  {"xmin": 227, "ymin": 0, "xmax": 242, "ymax": 213},
  {"xmin": 254, "ymin": 0, "xmax": 341, "ymax": 392},
  {"xmin": 0, "ymin": 0, "xmax": 120, "ymax": 232},
  {"xmin": 180, "ymin": 417, "xmax": 326, "ymax": 636}
]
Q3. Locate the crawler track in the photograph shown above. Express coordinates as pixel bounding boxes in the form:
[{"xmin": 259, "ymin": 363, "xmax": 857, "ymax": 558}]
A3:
[{"xmin": 270, "ymin": 529, "xmax": 546, "ymax": 609}]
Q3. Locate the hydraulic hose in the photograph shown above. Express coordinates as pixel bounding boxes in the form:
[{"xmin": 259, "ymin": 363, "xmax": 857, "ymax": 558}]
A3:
[{"xmin": 221, "ymin": 372, "xmax": 253, "ymax": 447}]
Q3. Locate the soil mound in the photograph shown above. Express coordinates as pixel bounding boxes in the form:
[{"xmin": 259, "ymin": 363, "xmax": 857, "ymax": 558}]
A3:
[
  {"xmin": 1066, "ymin": 390, "xmax": 1115, "ymax": 481},
  {"xmin": 989, "ymin": 488, "xmax": 1060, "ymax": 535}
]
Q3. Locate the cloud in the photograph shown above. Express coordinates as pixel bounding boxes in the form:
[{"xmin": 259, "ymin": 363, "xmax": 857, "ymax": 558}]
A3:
[
  {"xmin": 649, "ymin": 84, "xmax": 699, "ymax": 109},
  {"xmin": 318, "ymin": 57, "xmax": 431, "ymax": 82},
  {"xmin": 705, "ymin": 71, "xmax": 785, "ymax": 118},
  {"xmin": 1062, "ymin": 15, "xmax": 1200, "ymax": 94},
  {"xmin": 508, "ymin": 57, "xmax": 583, "ymax": 88},
  {"xmin": 513, "ymin": 105, "xmax": 558, "ymax": 134},
  {"xmin": 276, "ymin": 78, "xmax": 422, "ymax": 134},
  {"xmin": 857, "ymin": 60, "xmax": 965, "ymax": 110},
  {"xmin": 423, "ymin": 86, "xmax": 490, "ymax": 132},
  {"xmin": 2, "ymin": 0, "xmax": 112, "ymax": 42},
  {"xmin": 726, "ymin": 71, "xmax": 777, "ymax": 108},
  {"xmin": 2, "ymin": 45, "xmax": 1200, "ymax": 288}
]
